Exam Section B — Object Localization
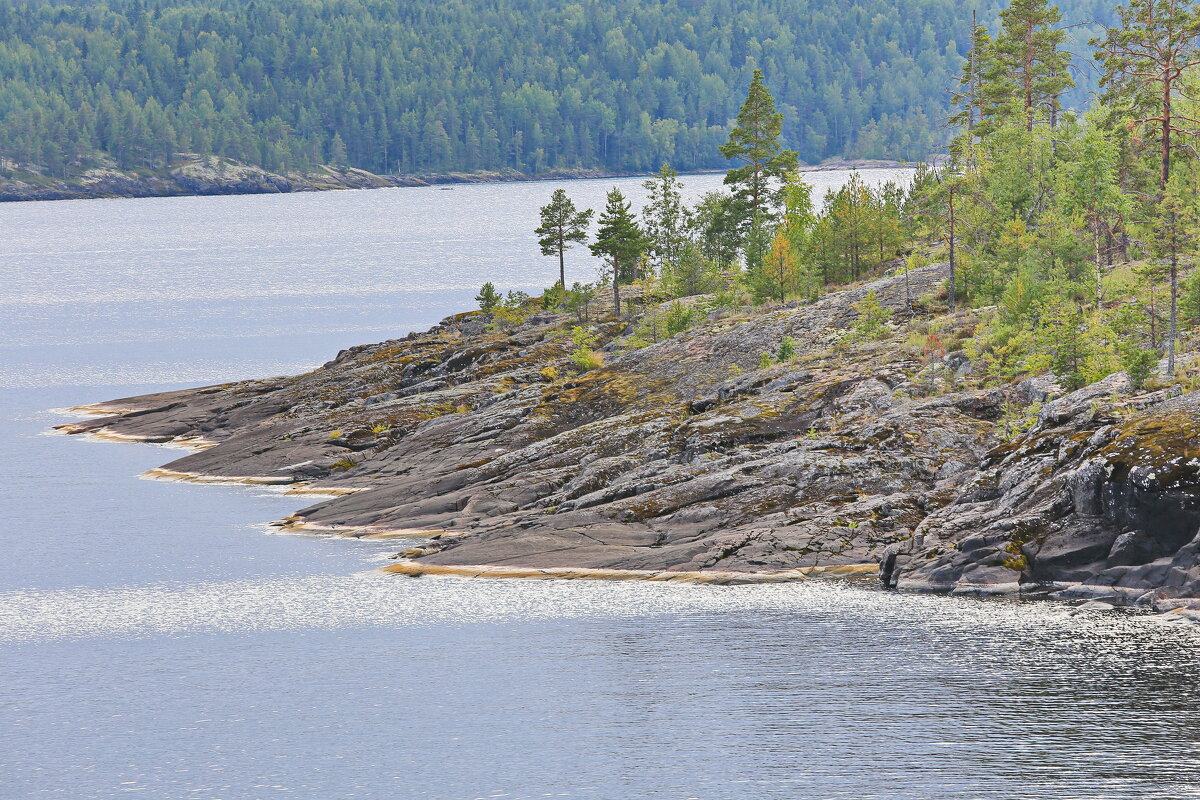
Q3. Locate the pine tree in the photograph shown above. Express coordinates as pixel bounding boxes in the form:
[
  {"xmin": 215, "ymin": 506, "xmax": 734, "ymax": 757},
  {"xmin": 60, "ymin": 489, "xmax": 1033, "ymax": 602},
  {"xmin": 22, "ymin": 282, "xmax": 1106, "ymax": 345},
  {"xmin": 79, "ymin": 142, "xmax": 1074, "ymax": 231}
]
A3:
[
  {"xmin": 476, "ymin": 282, "xmax": 502, "ymax": 313},
  {"xmin": 1038, "ymin": 296, "xmax": 1091, "ymax": 389},
  {"xmin": 1061, "ymin": 122, "xmax": 1128, "ymax": 307},
  {"xmin": 641, "ymin": 163, "xmax": 690, "ymax": 275},
  {"xmin": 328, "ymin": 132, "xmax": 348, "ymax": 167},
  {"xmin": 535, "ymin": 188, "xmax": 594, "ymax": 289},
  {"xmin": 1097, "ymin": 0, "xmax": 1200, "ymax": 374},
  {"xmin": 1096, "ymin": 0, "xmax": 1200, "ymax": 195},
  {"xmin": 981, "ymin": 0, "xmax": 1073, "ymax": 132},
  {"xmin": 1152, "ymin": 168, "xmax": 1200, "ymax": 375},
  {"xmin": 949, "ymin": 12, "xmax": 992, "ymax": 143},
  {"xmin": 719, "ymin": 69, "xmax": 799, "ymax": 228},
  {"xmin": 663, "ymin": 242, "xmax": 721, "ymax": 298},
  {"xmin": 589, "ymin": 188, "xmax": 648, "ymax": 317}
]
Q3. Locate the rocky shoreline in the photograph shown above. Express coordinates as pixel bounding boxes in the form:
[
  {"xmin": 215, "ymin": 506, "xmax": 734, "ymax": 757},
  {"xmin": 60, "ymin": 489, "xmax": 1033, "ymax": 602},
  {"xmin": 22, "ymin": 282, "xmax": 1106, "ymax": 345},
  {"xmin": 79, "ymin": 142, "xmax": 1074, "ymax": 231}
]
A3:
[
  {"xmin": 0, "ymin": 155, "xmax": 908, "ymax": 202},
  {"xmin": 56, "ymin": 263, "xmax": 1200, "ymax": 623}
]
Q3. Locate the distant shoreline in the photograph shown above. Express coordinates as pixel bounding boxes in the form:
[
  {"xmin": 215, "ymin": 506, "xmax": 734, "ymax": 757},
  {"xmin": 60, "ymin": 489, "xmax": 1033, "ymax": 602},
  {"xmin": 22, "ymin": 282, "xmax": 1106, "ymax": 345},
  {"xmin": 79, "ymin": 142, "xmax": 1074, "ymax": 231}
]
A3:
[{"xmin": 0, "ymin": 156, "xmax": 917, "ymax": 204}]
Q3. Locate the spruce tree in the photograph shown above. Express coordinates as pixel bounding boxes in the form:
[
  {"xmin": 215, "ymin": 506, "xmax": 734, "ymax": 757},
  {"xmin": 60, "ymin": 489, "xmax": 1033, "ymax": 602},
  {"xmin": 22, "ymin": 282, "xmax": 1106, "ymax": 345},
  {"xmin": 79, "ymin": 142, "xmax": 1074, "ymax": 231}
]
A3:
[
  {"xmin": 719, "ymin": 69, "xmax": 799, "ymax": 227},
  {"xmin": 1152, "ymin": 169, "xmax": 1199, "ymax": 375},
  {"xmin": 535, "ymin": 188, "xmax": 594, "ymax": 289},
  {"xmin": 1062, "ymin": 121, "xmax": 1127, "ymax": 307},
  {"xmin": 589, "ymin": 188, "xmax": 648, "ymax": 317}
]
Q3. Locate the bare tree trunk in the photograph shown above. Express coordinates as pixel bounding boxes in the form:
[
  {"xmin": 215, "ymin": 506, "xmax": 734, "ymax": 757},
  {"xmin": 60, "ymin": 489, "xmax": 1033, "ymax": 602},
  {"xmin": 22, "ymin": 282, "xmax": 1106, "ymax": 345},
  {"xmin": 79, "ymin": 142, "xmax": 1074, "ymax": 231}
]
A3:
[
  {"xmin": 1095, "ymin": 225, "xmax": 1103, "ymax": 308},
  {"xmin": 612, "ymin": 256, "xmax": 621, "ymax": 318},
  {"xmin": 1150, "ymin": 288, "xmax": 1159, "ymax": 350},
  {"xmin": 1169, "ymin": 247, "xmax": 1178, "ymax": 376},
  {"xmin": 948, "ymin": 189, "xmax": 957, "ymax": 312},
  {"xmin": 558, "ymin": 244, "xmax": 566, "ymax": 289},
  {"xmin": 904, "ymin": 259, "xmax": 912, "ymax": 318},
  {"xmin": 1024, "ymin": 19, "xmax": 1035, "ymax": 132}
]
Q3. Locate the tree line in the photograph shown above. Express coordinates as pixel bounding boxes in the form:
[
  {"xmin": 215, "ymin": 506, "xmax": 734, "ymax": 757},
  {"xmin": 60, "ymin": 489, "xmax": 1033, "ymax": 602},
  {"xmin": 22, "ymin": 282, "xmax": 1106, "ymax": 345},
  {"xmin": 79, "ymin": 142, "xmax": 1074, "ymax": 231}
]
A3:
[
  {"xmin": 918, "ymin": 0, "xmax": 1200, "ymax": 387},
  {"xmin": 486, "ymin": 68, "xmax": 915, "ymax": 325},
  {"xmin": 496, "ymin": 0, "xmax": 1200, "ymax": 395},
  {"xmin": 0, "ymin": 0, "xmax": 1111, "ymax": 179}
]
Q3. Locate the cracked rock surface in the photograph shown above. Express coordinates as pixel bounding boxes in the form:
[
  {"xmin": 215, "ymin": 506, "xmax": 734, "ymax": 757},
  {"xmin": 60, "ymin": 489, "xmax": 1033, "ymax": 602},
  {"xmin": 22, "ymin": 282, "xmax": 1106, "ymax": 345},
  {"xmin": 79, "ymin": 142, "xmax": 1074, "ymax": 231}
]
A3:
[{"xmin": 59, "ymin": 263, "xmax": 1200, "ymax": 607}]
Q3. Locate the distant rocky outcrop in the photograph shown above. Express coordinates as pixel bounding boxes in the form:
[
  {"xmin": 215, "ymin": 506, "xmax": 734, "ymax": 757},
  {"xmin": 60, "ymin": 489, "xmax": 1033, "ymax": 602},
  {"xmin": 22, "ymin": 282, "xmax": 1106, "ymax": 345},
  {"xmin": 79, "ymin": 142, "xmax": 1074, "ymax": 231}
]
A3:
[
  {"xmin": 57, "ymin": 263, "xmax": 1200, "ymax": 616},
  {"xmin": 0, "ymin": 154, "xmax": 631, "ymax": 202},
  {"xmin": 0, "ymin": 155, "xmax": 422, "ymax": 201}
]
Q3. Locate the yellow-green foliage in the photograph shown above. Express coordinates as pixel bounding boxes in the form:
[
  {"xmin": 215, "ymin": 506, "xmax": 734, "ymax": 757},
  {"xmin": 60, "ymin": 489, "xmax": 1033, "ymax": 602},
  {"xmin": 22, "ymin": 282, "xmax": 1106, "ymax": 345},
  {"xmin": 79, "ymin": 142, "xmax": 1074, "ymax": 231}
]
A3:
[
  {"xmin": 967, "ymin": 312, "xmax": 1033, "ymax": 383},
  {"xmin": 570, "ymin": 326, "xmax": 602, "ymax": 371},
  {"xmin": 848, "ymin": 290, "xmax": 893, "ymax": 342},
  {"xmin": 996, "ymin": 399, "xmax": 1042, "ymax": 442}
]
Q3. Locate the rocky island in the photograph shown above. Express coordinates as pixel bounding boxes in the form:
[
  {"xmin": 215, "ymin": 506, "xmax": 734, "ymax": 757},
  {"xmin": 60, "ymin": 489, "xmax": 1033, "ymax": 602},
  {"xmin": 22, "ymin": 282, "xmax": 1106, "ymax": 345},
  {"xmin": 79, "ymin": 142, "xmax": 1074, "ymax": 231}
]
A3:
[{"xmin": 57, "ymin": 262, "xmax": 1200, "ymax": 621}]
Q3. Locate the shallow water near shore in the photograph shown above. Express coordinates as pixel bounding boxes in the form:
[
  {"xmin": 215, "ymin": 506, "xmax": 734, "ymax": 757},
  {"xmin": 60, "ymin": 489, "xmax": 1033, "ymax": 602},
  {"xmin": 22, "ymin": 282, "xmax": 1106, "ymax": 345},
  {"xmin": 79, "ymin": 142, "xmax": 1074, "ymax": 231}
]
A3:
[{"xmin": 4, "ymin": 172, "xmax": 1200, "ymax": 800}]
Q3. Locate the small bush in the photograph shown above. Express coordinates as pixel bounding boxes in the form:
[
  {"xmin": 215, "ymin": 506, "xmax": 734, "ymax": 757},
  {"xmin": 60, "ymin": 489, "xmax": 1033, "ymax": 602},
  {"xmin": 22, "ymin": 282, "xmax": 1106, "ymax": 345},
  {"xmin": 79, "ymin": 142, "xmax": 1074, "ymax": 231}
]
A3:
[
  {"xmin": 328, "ymin": 429, "xmax": 343, "ymax": 439},
  {"xmin": 542, "ymin": 284, "xmax": 566, "ymax": 309},
  {"xmin": 570, "ymin": 326, "xmax": 602, "ymax": 371},
  {"xmin": 331, "ymin": 456, "xmax": 358, "ymax": 471},
  {"xmin": 848, "ymin": 290, "xmax": 893, "ymax": 342},
  {"xmin": 573, "ymin": 350, "xmax": 604, "ymax": 371},
  {"xmin": 776, "ymin": 336, "xmax": 797, "ymax": 362},
  {"xmin": 665, "ymin": 302, "xmax": 696, "ymax": 336},
  {"xmin": 758, "ymin": 352, "xmax": 774, "ymax": 370},
  {"xmin": 997, "ymin": 400, "xmax": 1042, "ymax": 442},
  {"xmin": 1121, "ymin": 345, "xmax": 1159, "ymax": 390},
  {"xmin": 370, "ymin": 423, "xmax": 391, "ymax": 434},
  {"xmin": 540, "ymin": 365, "xmax": 559, "ymax": 381},
  {"xmin": 504, "ymin": 290, "xmax": 531, "ymax": 309},
  {"xmin": 566, "ymin": 282, "xmax": 596, "ymax": 322}
]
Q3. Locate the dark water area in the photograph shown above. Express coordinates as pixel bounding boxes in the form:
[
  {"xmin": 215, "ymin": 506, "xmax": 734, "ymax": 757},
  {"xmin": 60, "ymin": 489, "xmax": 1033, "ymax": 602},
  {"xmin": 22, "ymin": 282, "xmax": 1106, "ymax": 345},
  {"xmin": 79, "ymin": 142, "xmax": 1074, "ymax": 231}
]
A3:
[{"xmin": 4, "ymin": 173, "xmax": 1200, "ymax": 800}]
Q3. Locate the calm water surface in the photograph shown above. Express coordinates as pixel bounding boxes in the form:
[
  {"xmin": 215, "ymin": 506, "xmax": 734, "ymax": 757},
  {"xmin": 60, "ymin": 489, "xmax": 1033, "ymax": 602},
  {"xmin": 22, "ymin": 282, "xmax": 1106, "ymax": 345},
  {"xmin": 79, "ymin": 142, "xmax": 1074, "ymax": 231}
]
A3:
[{"xmin": 3, "ymin": 172, "xmax": 1200, "ymax": 800}]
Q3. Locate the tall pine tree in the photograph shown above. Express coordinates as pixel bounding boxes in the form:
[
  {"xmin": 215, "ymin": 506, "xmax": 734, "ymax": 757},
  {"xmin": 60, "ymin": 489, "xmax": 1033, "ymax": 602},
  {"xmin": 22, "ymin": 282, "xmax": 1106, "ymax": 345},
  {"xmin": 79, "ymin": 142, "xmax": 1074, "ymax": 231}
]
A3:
[
  {"xmin": 590, "ymin": 188, "xmax": 648, "ymax": 317},
  {"xmin": 719, "ymin": 69, "xmax": 799, "ymax": 231},
  {"xmin": 536, "ymin": 189, "xmax": 594, "ymax": 289}
]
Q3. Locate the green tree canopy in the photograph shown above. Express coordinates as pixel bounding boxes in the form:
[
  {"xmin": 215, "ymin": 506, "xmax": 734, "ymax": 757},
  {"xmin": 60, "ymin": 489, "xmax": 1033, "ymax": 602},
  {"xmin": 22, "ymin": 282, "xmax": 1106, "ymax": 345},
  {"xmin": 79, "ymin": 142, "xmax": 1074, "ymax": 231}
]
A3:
[
  {"xmin": 719, "ymin": 69, "xmax": 799, "ymax": 223},
  {"xmin": 535, "ymin": 189, "xmax": 594, "ymax": 288},
  {"xmin": 589, "ymin": 187, "xmax": 648, "ymax": 316}
]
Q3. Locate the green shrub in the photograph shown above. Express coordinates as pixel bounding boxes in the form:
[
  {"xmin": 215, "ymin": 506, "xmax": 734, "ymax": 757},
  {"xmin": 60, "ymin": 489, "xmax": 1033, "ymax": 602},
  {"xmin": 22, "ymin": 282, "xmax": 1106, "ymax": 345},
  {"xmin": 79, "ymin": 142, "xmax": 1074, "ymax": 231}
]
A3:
[
  {"xmin": 665, "ymin": 301, "xmax": 697, "ymax": 335},
  {"xmin": 997, "ymin": 400, "xmax": 1042, "ymax": 442},
  {"xmin": 542, "ymin": 284, "xmax": 566, "ymax": 309},
  {"xmin": 1121, "ymin": 345, "xmax": 1159, "ymax": 390},
  {"xmin": 570, "ymin": 326, "xmax": 602, "ymax": 371},
  {"xmin": 776, "ymin": 336, "xmax": 797, "ymax": 362},
  {"xmin": 476, "ymin": 282, "xmax": 501, "ymax": 313},
  {"xmin": 848, "ymin": 290, "xmax": 893, "ymax": 341},
  {"xmin": 1182, "ymin": 272, "xmax": 1200, "ymax": 328}
]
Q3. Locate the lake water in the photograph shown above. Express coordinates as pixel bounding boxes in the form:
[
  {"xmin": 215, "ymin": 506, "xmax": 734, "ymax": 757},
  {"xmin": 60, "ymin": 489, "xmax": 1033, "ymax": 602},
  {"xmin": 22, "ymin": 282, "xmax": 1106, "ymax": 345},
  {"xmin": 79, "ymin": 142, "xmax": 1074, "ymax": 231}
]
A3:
[{"xmin": 3, "ymin": 172, "xmax": 1199, "ymax": 800}]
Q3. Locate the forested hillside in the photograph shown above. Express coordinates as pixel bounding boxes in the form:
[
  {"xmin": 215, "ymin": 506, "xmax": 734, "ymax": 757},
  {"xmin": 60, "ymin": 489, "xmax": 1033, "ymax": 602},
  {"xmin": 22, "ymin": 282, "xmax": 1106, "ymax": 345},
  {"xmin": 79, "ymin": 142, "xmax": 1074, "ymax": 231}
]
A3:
[{"xmin": 0, "ymin": 0, "xmax": 1112, "ymax": 179}]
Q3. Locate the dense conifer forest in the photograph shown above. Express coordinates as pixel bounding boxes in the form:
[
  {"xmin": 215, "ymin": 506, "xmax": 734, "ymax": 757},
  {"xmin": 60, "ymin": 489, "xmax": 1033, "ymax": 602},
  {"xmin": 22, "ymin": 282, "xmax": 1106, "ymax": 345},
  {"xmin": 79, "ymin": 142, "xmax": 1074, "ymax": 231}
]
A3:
[{"xmin": 0, "ymin": 0, "xmax": 1112, "ymax": 178}]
